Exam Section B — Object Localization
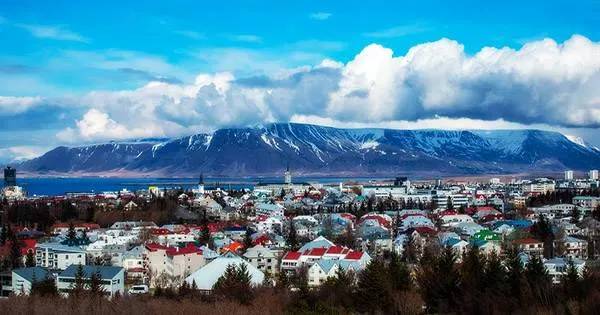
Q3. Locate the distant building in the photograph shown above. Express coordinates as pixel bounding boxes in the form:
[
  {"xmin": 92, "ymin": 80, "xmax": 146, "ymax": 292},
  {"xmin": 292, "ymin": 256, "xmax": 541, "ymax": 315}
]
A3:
[
  {"xmin": 11, "ymin": 267, "xmax": 51, "ymax": 296},
  {"xmin": 565, "ymin": 170, "xmax": 574, "ymax": 181},
  {"xmin": 590, "ymin": 169, "xmax": 599, "ymax": 180},
  {"xmin": 57, "ymin": 265, "xmax": 124, "ymax": 298},
  {"xmin": 35, "ymin": 243, "xmax": 86, "ymax": 270},
  {"xmin": 3, "ymin": 166, "xmax": 16, "ymax": 187}
]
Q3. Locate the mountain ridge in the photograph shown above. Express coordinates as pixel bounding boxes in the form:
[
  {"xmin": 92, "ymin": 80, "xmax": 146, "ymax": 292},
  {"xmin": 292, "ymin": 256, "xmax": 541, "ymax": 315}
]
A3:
[{"xmin": 18, "ymin": 123, "xmax": 600, "ymax": 177}]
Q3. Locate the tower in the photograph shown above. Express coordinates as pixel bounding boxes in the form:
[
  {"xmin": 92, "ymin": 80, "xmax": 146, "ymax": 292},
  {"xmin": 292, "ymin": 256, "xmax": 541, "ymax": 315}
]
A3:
[
  {"xmin": 198, "ymin": 173, "xmax": 205, "ymax": 195},
  {"xmin": 565, "ymin": 170, "xmax": 574, "ymax": 181},
  {"xmin": 3, "ymin": 166, "xmax": 16, "ymax": 187},
  {"xmin": 284, "ymin": 166, "xmax": 292, "ymax": 185},
  {"xmin": 590, "ymin": 169, "xmax": 599, "ymax": 180}
]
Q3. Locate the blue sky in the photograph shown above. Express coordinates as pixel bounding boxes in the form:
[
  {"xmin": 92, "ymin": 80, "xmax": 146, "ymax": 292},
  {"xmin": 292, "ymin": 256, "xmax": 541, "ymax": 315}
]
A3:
[{"xmin": 1, "ymin": 0, "xmax": 600, "ymax": 161}]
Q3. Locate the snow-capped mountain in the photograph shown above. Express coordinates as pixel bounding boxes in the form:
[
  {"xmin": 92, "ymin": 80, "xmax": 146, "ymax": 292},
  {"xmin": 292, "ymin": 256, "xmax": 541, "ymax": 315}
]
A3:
[{"xmin": 19, "ymin": 123, "xmax": 600, "ymax": 176}]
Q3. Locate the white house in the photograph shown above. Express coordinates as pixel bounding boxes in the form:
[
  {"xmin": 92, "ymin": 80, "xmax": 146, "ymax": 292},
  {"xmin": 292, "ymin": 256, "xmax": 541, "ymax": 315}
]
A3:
[
  {"xmin": 184, "ymin": 251, "xmax": 265, "ymax": 291},
  {"xmin": 11, "ymin": 267, "xmax": 51, "ymax": 295},
  {"xmin": 255, "ymin": 203, "xmax": 285, "ymax": 217},
  {"xmin": 36, "ymin": 243, "xmax": 86, "ymax": 270},
  {"xmin": 243, "ymin": 245, "xmax": 279, "ymax": 275},
  {"xmin": 544, "ymin": 258, "xmax": 586, "ymax": 284},
  {"xmin": 57, "ymin": 265, "xmax": 125, "ymax": 298}
]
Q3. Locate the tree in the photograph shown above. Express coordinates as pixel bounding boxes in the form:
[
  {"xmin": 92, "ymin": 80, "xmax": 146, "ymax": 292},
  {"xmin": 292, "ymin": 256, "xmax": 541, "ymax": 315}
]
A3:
[
  {"xmin": 31, "ymin": 277, "xmax": 58, "ymax": 297},
  {"xmin": 71, "ymin": 263, "xmax": 87, "ymax": 297},
  {"xmin": 524, "ymin": 254, "xmax": 551, "ymax": 305},
  {"xmin": 446, "ymin": 196, "xmax": 454, "ymax": 210},
  {"xmin": 388, "ymin": 250, "xmax": 412, "ymax": 291},
  {"xmin": 562, "ymin": 258, "xmax": 580, "ymax": 299},
  {"xmin": 66, "ymin": 222, "xmax": 78, "ymax": 246},
  {"xmin": 402, "ymin": 232, "xmax": 419, "ymax": 264},
  {"xmin": 571, "ymin": 207, "xmax": 581, "ymax": 224},
  {"xmin": 287, "ymin": 221, "xmax": 299, "ymax": 252},
  {"xmin": 243, "ymin": 227, "xmax": 253, "ymax": 253},
  {"xmin": 418, "ymin": 246, "xmax": 460, "ymax": 313},
  {"xmin": 0, "ymin": 224, "xmax": 7, "ymax": 246},
  {"xmin": 212, "ymin": 263, "xmax": 254, "ymax": 304},
  {"xmin": 25, "ymin": 251, "xmax": 35, "ymax": 267},
  {"xmin": 89, "ymin": 270, "xmax": 105, "ymax": 297},
  {"xmin": 355, "ymin": 258, "xmax": 392, "ymax": 313},
  {"xmin": 7, "ymin": 225, "xmax": 21, "ymax": 270}
]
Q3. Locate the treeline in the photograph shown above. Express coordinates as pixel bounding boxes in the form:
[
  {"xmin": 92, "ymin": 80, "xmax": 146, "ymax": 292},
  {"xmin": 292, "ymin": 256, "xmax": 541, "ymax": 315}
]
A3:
[
  {"xmin": 4, "ymin": 246, "xmax": 600, "ymax": 314},
  {"xmin": 0, "ymin": 195, "xmax": 180, "ymax": 231},
  {"xmin": 527, "ymin": 188, "xmax": 600, "ymax": 208}
]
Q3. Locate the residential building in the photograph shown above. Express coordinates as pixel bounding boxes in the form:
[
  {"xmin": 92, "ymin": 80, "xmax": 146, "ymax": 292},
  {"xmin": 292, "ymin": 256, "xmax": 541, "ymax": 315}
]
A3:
[
  {"xmin": 57, "ymin": 265, "xmax": 124, "ymax": 298},
  {"xmin": 184, "ymin": 251, "xmax": 265, "ymax": 291},
  {"xmin": 36, "ymin": 243, "xmax": 86, "ymax": 270},
  {"xmin": 11, "ymin": 267, "xmax": 51, "ymax": 295},
  {"xmin": 514, "ymin": 238, "xmax": 544, "ymax": 257},
  {"xmin": 243, "ymin": 245, "xmax": 278, "ymax": 275},
  {"xmin": 565, "ymin": 170, "xmax": 574, "ymax": 181},
  {"xmin": 544, "ymin": 258, "xmax": 585, "ymax": 284}
]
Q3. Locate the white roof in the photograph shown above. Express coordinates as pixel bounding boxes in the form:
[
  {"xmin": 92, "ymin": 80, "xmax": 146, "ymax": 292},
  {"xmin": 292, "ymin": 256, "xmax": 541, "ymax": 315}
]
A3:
[{"xmin": 184, "ymin": 252, "xmax": 265, "ymax": 290}]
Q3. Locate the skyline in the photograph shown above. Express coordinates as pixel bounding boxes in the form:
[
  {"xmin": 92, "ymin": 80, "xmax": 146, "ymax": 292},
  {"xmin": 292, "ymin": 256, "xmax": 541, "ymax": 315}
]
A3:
[{"xmin": 2, "ymin": 1, "xmax": 600, "ymax": 162}]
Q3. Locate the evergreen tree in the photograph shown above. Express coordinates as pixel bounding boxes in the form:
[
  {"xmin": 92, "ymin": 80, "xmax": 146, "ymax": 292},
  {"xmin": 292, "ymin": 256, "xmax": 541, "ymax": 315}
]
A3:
[
  {"xmin": 562, "ymin": 258, "xmax": 580, "ymax": 299},
  {"xmin": 483, "ymin": 250, "xmax": 506, "ymax": 294},
  {"xmin": 243, "ymin": 226, "xmax": 253, "ymax": 253},
  {"xmin": 418, "ymin": 246, "xmax": 460, "ymax": 313},
  {"xmin": 287, "ymin": 221, "xmax": 299, "ymax": 252},
  {"xmin": 212, "ymin": 263, "xmax": 254, "ymax": 304},
  {"xmin": 402, "ymin": 232, "xmax": 419, "ymax": 264},
  {"xmin": 25, "ymin": 251, "xmax": 35, "ymax": 267},
  {"xmin": 355, "ymin": 258, "xmax": 391, "ymax": 313},
  {"xmin": 0, "ymin": 224, "xmax": 7, "ymax": 246},
  {"xmin": 72, "ymin": 263, "xmax": 87, "ymax": 297},
  {"xmin": 388, "ymin": 250, "xmax": 412, "ymax": 291},
  {"xmin": 31, "ymin": 276, "xmax": 58, "ymax": 297},
  {"xmin": 524, "ymin": 254, "xmax": 551, "ymax": 305},
  {"xmin": 66, "ymin": 222, "xmax": 78, "ymax": 246},
  {"xmin": 446, "ymin": 196, "xmax": 454, "ymax": 210},
  {"xmin": 8, "ymin": 225, "xmax": 21, "ymax": 269},
  {"xmin": 89, "ymin": 270, "xmax": 104, "ymax": 296}
]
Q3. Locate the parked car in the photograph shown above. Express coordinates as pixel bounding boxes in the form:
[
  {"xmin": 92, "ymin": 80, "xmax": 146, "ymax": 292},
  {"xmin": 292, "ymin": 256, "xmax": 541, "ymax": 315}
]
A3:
[{"xmin": 128, "ymin": 284, "xmax": 149, "ymax": 295}]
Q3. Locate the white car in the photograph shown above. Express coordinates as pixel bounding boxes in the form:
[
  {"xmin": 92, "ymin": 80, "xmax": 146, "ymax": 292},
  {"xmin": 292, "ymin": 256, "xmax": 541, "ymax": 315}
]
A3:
[{"xmin": 128, "ymin": 284, "xmax": 149, "ymax": 295}]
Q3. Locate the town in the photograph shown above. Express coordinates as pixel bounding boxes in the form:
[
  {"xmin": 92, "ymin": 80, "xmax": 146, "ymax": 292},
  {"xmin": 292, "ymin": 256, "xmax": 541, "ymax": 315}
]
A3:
[{"xmin": 1, "ymin": 166, "xmax": 600, "ymax": 313}]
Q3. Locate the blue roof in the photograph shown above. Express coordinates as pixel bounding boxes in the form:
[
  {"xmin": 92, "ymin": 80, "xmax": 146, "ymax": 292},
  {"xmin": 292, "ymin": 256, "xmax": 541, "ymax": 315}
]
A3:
[
  {"xmin": 13, "ymin": 267, "xmax": 51, "ymax": 283},
  {"xmin": 316, "ymin": 259, "xmax": 338, "ymax": 273},
  {"xmin": 443, "ymin": 238, "xmax": 464, "ymax": 247},
  {"xmin": 59, "ymin": 265, "xmax": 123, "ymax": 279},
  {"xmin": 339, "ymin": 260, "xmax": 361, "ymax": 271},
  {"xmin": 491, "ymin": 220, "xmax": 532, "ymax": 229}
]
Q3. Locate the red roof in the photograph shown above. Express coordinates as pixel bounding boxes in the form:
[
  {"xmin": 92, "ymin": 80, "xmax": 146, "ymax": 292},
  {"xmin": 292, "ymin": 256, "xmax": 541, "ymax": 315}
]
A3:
[
  {"xmin": 514, "ymin": 238, "xmax": 542, "ymax": 245},
  {"xmin": 167, "ymin": 244, "xmax": 202, "ymax": 256},
  {"xmin": 477, "ymin": 206, "xmax": 496, "ymax": 211},
  {"xmin": 127, "ymin": 267, "xmax": 146, "ymax": 272},
  {"xmin": 414, "ymin": 226, "xmax": 437, "ymax": 236},
  {"xmin": 145, "ymin": 243, "xmax": 170, "ymax": 252},
  {"xmin": 282, "ymin": 251, "xmax": 301, "ymax": 261},
  {"xmin": 344, "ymin": 251, "xmax": 364, "ymax": 260},
  {"xmin": 325, "ymin": 245, "xmax": 350, "ymax": 255},
  {"xmin": 151, "ymin": 228, "xmax": 171, "ymax": 235},
  {"xmin": 304, "ymin": 247, "xmax": 327, "ymax": 257}
]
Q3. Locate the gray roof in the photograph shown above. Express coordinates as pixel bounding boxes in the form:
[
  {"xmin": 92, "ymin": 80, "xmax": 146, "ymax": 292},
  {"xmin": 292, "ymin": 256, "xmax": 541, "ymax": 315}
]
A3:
[
  {"xmin": 13, "ymin": 267, "xmax": 51, "ymax": 283},
  {"xmin": 59, "ymin": 265, "xmax": 123, "ymax": 280}
]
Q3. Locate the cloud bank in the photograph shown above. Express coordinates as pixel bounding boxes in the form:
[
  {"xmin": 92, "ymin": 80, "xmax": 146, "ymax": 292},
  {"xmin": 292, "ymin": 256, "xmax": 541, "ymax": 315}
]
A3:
[{"xmin": 2, "ymin": 35, "xmax": 600, "ymax": 145}]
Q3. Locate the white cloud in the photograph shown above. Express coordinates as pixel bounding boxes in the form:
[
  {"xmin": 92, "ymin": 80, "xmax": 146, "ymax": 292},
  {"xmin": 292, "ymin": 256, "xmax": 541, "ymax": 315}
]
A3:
[
  {"xmin": 16, "ymin": 24, "xmax": 89, "ymax": 43},
  {"xmin": 0, "ymin": 96, "xmax": 44, "ymax": 115},
  {"xmin": 4, "ymin": 34, "xmax": 600, "ymax": 146},
  {"xmin": 309, "ymin": 12, "xmax": 332, "ymax": 21},
  {"xmin": 0, "ymin": 145, "xmax": 49, "ymax": 162},
  {"xmin": 362, "ymin": 24, "xmax": 428, "ymax": 38}
]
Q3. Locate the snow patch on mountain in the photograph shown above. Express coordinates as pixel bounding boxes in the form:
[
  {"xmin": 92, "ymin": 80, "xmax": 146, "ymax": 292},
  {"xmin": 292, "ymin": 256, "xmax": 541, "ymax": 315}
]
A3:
[
  {"xmin": 564, "ymin": 134, "xmax": 588, "ymax": 148},
  {"xmin": 360, "ymin": 141, "xmax": 380, "ymax": 150}
]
